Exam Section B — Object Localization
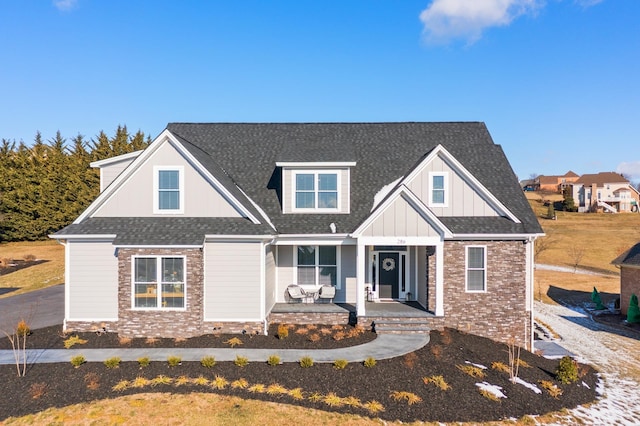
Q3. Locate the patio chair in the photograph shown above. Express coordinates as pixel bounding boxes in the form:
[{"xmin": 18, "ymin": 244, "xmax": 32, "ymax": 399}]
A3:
[
  {"xmin": 286, "ymin": 284, "xmax": 307, "ymax": 303},
  {"xmin": 317, "ymin": 285, "xmax": 335, "ymax": 303}
]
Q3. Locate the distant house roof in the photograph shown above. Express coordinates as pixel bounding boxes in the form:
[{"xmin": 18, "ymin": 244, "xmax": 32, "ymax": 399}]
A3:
[
  {"xmin": 574, "ymin": 172, "xmax": 629, "ymax": 186},
  {"xmin": 564, "ymin": 170, "xmax": 579, "ymax": 178},
  {"xmin": 612, "ymin": 242, "xmax": 640, "ymax": 267},
  {"xmin": 538, "ymin": 175, "xmax": 559, "ymax": 185}
]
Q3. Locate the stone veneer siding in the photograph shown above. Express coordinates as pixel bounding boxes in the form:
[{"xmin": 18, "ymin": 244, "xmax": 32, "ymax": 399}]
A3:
[
  {"xmin": 620, "ymin": 266, "xmax": 640, "ymax": 316},
  {"xmin": 438, "ymin": 240, "xmax": 531, "ymax": 349},
  {"xmin": 117, "ymin": 248, "xmax": 204, "ymax": 338}
]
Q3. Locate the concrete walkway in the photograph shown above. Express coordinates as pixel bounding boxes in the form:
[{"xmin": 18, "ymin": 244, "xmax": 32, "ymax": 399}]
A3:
[{"xmin": 0, "ymin": 333, "xmax": 430, "ymax": 365}]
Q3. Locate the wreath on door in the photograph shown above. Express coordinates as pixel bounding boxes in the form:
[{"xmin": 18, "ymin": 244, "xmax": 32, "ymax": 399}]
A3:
[{"xmin": 382, "ymin": 257, "xmax": 396, "ymax": 271}]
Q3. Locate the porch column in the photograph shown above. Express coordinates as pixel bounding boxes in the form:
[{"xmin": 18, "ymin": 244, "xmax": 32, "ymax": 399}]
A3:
[
  {"xmin": 356, "ymin": 241, "xmax": 366, "ymax": 317},
  {"xmin": 435, "ymin": 242, "xmax": 444, "ymax": 316}
]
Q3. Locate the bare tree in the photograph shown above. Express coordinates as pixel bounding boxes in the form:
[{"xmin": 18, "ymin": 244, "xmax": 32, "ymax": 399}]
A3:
[
  {"xmin": 534, "ymin": 230, "xmax": 556, "ymax": 264},
  {"xmin": 568, "ymin": 245, "xmax": 586, "ymax": 273}
]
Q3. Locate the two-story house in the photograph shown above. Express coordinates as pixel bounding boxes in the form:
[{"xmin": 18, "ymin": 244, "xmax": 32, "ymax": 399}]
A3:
[
  {"xmin": 51, "ymin": 123, "xmax": 543, "ymax": 349},
  {"xmin": 571, "ymin": 172, "xmax": 640, "ymax": 213}
]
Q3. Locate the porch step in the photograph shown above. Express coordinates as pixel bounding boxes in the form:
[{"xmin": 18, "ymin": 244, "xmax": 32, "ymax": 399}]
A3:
[{"xmin": 364, "ymin": 317, "xmax": 431, "ymax": 335}]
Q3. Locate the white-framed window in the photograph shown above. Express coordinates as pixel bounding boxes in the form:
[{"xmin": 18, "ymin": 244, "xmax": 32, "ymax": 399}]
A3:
[
  {"xmin": 153, "ymin": 166, "xmax": 184, "ymax": 214},
  {"xmin": 295, "ymin": 245, "xmax": 339, "ymax": 288},
  {"xmin": 292, "ymin": 171, "xmax": 339, "ymax": 211},
  {"xmin": 429, "ymin": 171, "xmax": 448, "ymax": 207},
  {"xmin": 133, "ymin": 256, "xmax": 186, "ymax": 309},
  {"xmin": 465, "ymin": 246, "xmax": 486, "ymax": 292}
]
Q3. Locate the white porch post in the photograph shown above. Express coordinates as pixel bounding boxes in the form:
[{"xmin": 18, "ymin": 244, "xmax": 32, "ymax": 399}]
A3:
[
  {"xmin": 435, "ymin": 241, "xmax": 444, "ymax": 316},
  {"xmin": 356, "ymin": 241, "xmax": 366, "ymax": 317}
]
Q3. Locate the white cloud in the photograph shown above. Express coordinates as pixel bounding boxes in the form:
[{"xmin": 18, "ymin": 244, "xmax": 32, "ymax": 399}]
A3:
[
  {"xmin": 616, "ymin": 161, "xmax": 640, "ymax": 181},
  {"xmin": 419, "ymin": 0, "xmax": 543, "ymax": 44},
  {"xmin": 53, "ymin": 0, "xmax": 78, "ymax": 11}
]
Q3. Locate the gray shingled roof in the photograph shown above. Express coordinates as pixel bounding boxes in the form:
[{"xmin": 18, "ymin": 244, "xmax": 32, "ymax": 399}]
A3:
[
  {"xmin": 55, "ymin": 122, "xmax": 543, "ymax": 244},
  {"xmin": 167, "ymin": 122, "xmax": 542, "ymax": 236},
  {"xmin": 55, "ymin": 217, "xmax": 273, "ymax": 246},
  {"xmin": 612, "ymin": 243, "xmax": 640, "ymax": 267}
]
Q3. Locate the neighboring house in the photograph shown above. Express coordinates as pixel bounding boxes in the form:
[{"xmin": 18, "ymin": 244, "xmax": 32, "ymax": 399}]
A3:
[
  {"xmin": 570, "ymin": 172, "xmax": 640, "ymax": 213},
  {"xmin": 611, "ymin": 243, "xmax": 640, "ymax": 316},
  {"xmin": 535, "ymin": 171, "xmax": 580, "ymax": 193},
  {"xmin": 50, "ymin": 122, "xmax": 543, "ymax": 349}
]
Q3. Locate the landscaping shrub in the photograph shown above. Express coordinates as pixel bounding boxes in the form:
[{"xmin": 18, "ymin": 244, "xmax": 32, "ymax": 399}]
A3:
[
  {"xmin": 70, "ymin": 354, "xmax": 86, "ymax": 368},
  {"xmin": 103, "ymin": 356, "xmax": 121, "ymax": 369},
  {"xmin": 276, "ymin": 324, "xmax": 289, "ymax": 339},
  {"xmin": 224, "ymin": 337, "xmax": 243, "ymax": 348},
  {"xmin": 299, "ymin": 356, "xmax": 314, "ymax": 368},
  {"xmin": 137, "ymin": 356, "xmax": 150, "ymax": 368},
  {"xmin": 167, "ymin": 355, "xmax": 182, "ymax": 367},
  {"xmin": 333, "ymin": 359, "xmax": 348, "ymax": 369},
  {"xmin": 363, "ymin": 357, "xmax": 376, "ymax": 368},
  {"xmin": 200, "ymin": 355, "xmax": 216, "ymax": 368},
  {"xmin": 64, "ymin": 335, "xmax": 88, "ymax": 349},
  {"xmin": 267, "ymin": 354, "xmax": 281, "ymax": 366},
  {"xmin": 556, "ymin": 356, "xmax": 578, "ymax": 384},
  {"xmin": 234, "ymin": 355, "xmax": 249, "ymax": 367}
]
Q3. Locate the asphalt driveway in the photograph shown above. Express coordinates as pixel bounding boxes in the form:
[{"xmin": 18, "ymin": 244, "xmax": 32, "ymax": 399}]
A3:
[{"xmin": 0, "ymin": 284, "xmax": 64, "ymax": 331}]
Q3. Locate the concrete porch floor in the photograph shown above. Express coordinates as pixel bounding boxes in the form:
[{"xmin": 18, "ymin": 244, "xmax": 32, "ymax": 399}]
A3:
[{"xmin": 271, "ymin": 301, "xmax": 433, "ymax": 318}]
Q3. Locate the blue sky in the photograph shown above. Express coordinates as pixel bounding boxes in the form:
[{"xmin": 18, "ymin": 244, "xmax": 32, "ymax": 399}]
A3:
[{"xmin": 1, "ymin": 0, "xmax": 638, "ymax": 182}]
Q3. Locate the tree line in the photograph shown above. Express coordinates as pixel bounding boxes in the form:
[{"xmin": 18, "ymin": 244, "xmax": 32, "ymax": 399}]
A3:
[{"xmin": 0, "ymin": 126, "xmax": 150, "ymax": 242}]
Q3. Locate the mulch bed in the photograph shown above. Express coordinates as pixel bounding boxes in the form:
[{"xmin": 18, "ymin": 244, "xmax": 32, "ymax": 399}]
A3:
[{"xmin": 0, "ymin": 326, "xmax": 599, "ymax": 423}]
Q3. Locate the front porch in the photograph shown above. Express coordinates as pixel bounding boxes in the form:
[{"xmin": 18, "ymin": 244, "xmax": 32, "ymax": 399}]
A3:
[{"xmin": 268, "ymin": 301, "xmax": 437, "ymax": 334}]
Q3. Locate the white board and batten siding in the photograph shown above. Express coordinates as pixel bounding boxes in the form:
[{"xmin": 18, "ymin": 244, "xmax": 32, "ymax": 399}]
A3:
[
  {"xmin": 360, "ymin": 195, "xmax": 440, "ymax": 238},
  {"xmin": 67, "ymin": 241, "xmax": 118, "ymax": 320},
  {"xmin": 94, "ymin": 141, "xmax": 243, "ymax": 218},
  {"xmin": 99, "ymin": 157, "xmax": 137, "ymax": 192},
  {"xmin": 204, "ymin": 241, "xmax": 262, "ymax": 321},
  {"xmin": 406, "ymin": 155, "xmax": 499, "ymax": 217}
]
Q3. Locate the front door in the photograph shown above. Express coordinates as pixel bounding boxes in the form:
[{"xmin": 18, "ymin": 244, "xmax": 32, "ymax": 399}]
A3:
[{"xmin": 378, "ymin": 252, "xmax": 400, "ymax": 299}]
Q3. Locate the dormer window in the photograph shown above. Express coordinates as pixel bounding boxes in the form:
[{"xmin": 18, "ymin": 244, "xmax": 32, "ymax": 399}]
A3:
[
  {"xmin": 293, "ymin": 171, "xmax": 339, "ymax": 211},
  {"xmin": 154, "ymin": 166, "xmax": 184, "ymax": 214}
]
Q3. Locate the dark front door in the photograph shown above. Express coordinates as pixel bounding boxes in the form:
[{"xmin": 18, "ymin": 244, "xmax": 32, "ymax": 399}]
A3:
[{"xmin": 378, "ymin": 252, "xmax": 399, "ymax": 299}]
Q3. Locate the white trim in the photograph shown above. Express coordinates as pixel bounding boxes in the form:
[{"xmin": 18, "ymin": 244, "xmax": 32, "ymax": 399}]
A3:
[
  {"xmin": 153, "ymin": 165, "xmax": 185, "ymax": 214},
  {"xmin": 49, "ymin": 234, "xmax": 117, "ymax": 240},
  {"xmin": 66, "ymin": 317, "xmax": 118, "ymax": 322},
  {"xmin": 465, "ymin": 245, "xmax": 487, "ymax": 293},
  {"xmin": 452, "ymin": 233, "xmax": 545, "ymax": 240},
  {"xmin": 274, "ymin": 236, "xmax": 355, "ymax": 246},
  {"xmin": 291, "ymin": 169, "xmax": 341, "ymax": 213},
  {"xmin": 131, "ymin": 255, "xmax": 187, "ymax": 311},
  {"xmin": 293, "ymin": 245, "xmax": 341, "ymax": 290},
  {"xmin": 428, "ymin": 171, "xmax": 449, "ymax": 208},
  {"xmin": 115, "ymin": 245, "xmax": 202, "ymax": 249},
  {"xmin": 413, "ymin": 247, "xmax": 419, "ymax": 302},
  {"xmin": 370, "ymin": 247, "xmax": 408, "ymax": 300},
  {"xmin": 90, "ymin": 150, "xmax": 143, "ymax": 168},
  {"xmin": 435, "ymin": 242, "xmax": 444, "ymax": 316},
  {"xmin": 357, "ymin": 236, "xmax": 442, "ymax": 246},
  {"xmin": 404, "ymin": 144, "xmax": 521, "ymax": 223},
  {"xmin": 260, "ymin": 241, "xmax": 266, "ymax": 321},
  {"xmin": 356, "ymin": 242, "xmax": 366, "ymax": 317},
  {"xmin": 276, "ymin": 161, "xmax": 356, "ymax": 167},
  {"xmin": 203, "ymin": 317, "xmax": 263, "ymax": 322}
]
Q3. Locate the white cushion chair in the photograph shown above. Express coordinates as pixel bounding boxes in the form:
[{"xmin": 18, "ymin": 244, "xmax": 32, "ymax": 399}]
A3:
[
  {"xmin": 286, "ymin": 284, "xmax": 307, "ymax": 303},
  {"xmin": 317, "ymin": 285, "xmax": 336, "ymax": 303}
]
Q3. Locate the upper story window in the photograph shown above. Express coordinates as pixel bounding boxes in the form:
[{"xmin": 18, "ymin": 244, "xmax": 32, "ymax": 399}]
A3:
[
  {"xmin": 293, "ymin": 171, "xmax": 339, "ymax": 211},
  {"xmin": 429, "ymin": 172, "xmax": 448, "ymax": 207},
  {"xmin": 154, "ymin": 166, "xmax": 184, "ymax": 214}
]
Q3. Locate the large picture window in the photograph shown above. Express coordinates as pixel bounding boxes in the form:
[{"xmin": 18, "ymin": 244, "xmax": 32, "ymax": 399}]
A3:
[
  {"xmin": 466, "ymin": 246, "xmax": 486, "ymax": 292},
  {"xmin": 133, "ymin": 256, "xmax": 185, "ymax": 308},
  {"xmin": 154, "ymin": 166, "xmax": 184, "ymax": 214},
  {"xmin": 297, "ymin": 246, "xmax": 338, "ymax": 287},
  {"xmin": 294, "ymin": 172, "xmax": 338, "ymax": 210}
]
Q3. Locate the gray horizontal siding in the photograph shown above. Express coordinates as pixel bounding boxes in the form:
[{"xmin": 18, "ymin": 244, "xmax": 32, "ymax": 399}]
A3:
[
  {"xmin": 204, "ymin": 241, "xmax": 262, "ymax": 320},
  {"xmin": 68, "ymin": 241, "xmax": 118, "ymax": 320}
]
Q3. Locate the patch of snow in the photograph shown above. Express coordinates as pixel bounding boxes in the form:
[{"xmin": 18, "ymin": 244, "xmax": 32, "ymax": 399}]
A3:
[
  {"xmin": 513, "ymin": 377, "xmax": 542, "ymax": 394},
  {"xmin": 535, "ymin": 301, "xmax": 640, "ymax": 425},
  {"xmin": 371, "ymin": 177, "xmax": 403, "ymax": 211},
  {"xmin": 582, "ymin": 381, "xmax": 590, "ymax": 390},
  {"xmin": 475, "ymin": 382, "xmax": 506, "ymax": 399},
  {"xmin": 465, "ymin": 360, "xmax": 487, "ymax": 369}
]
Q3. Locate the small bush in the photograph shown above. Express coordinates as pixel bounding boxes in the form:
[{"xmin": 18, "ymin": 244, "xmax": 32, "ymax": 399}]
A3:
[
  {"xmin": 308, "ymin": 392, "xmax": 324, "ymax": 402},
  {"xmin": 403, "ymin": 352, "xmax": 418, "ymax": 369},
  {"xmin": 137, "ymin": 357, "xmax": 151, "ymax": 368},
  {"xmin": 131, "ymin": 376, "xmax": 150, "ymax": 388},
  {"xmin": 201, "ymin": 355, "xmax": 216, "ymax": 368},
  {"xmin": 225, "ymin": 337, "xmax": 243, "ymax": 348},
  {"xmin": 151, "ymin": 375, "xmax": 173, "ymax": 386},
  {"xmin": 29, "ymin": 383, "xmax": 48, "ymax": 399},
  {"xmin": 70, "ymin": 354, "xmax": 86, "ymax": 368},
  {"xmin": 491, "ymin": 361, "xmax": 510, "ymax": 373},
  {"xmin": 422, "ymin": 375, "xmax": 450, "ymax": 391},
  {"xmin": 540, "ymin": 380, "xmax": 563, "ymax": 398},
  {"xmin": 267, "ymin": 354, "xmax": 281, "ymax": 366},
  {"xmin": 556, "ymin": 356, "xmax": 578, "ymax": 384},
  {"xmin": 479, "ymin": 388, "xmax": 501, "ymax": 402},
  {"xmin": 277, "ymin": 324, "xmax": 289, "ymax": 339},
  {"xmin": 248, "ymin": 384, "xmax": 266, "ymax": 393},
  {"xmin": 104, "ymin": 357, "xmax": 121, "ymax": 369},
  {"xmin": 288, "ymin": 388, "xmax": 305, "ymax": 400},
  {"xmin": 363, "ymin": 357, "xmax": 376, "ymax": 368},
  {"xmin": 299, "ymin": 356, "xmax": 314, "ymax": 368},
  {"xmin": 212, "ymin": 375, "xmax": 230, "ymax": 389},
  {"xmin": 192, "ymin": 376, "xmax": 210, "ymax": 386},
  {"xmin": 431, "ymin": 344, "xmax": 443, "ymax": 359},
  {"xmin": 319, "ymin": 327, "xmax": 333, "ymax": 335},
  {"xmin": 333, "ymin": 359, "xmax": 348, "ymax": 369},
  {"xmin": 112, "ymin": 380, "xmax": 130, "ymax": 392},
  {"xmin": 390, "ymin": 390, "xmax": 422, "ymax": 405},
  {"xmin": 118, "ymin": 336, "xmax": 132, "ymax": 346},
  {"xmin": 167, "ymin": 355, "xmax": 182, "ymax": 367},
  {"xmin": 235, "ymin": 355, "xmax": 249, "ymax": 367},
  {"xmin": 231, "ymin": 378, "xmax": 249, "ymax": 389},
  {"xmin": 174, "ymin": 376, "xmax": 190, "ymax": 386},
  {"xmin": 457, "ymin": 364, "xmax": 485, "ymax": 378},
  {"xmin": 295, "ymin": 327, "xmax": 309, "ymax": 335},
  {"xmin": 266, "ymin": 383, "xmax": 288, "ymax": 395},
  {"xmin": 16, "ymin": 319, "xmax": 30, "ymax": 337},
  {"xmin": 307, "ymin": 333, "xmax": 321, "ymax": 342},
  {"xmin": 323, "ymin": 392, "xmax": 345, "ymax": 407},
  {"xmin": 440, "ymin": 329, "xmax": 453, "ymax": 345},
  {"xmin": 363, "ymin": 400, "xmax": 385, "ymax": 414},
  {"xmin": 64, "ymin": 335, "xmax": 88, "ymax": 349},
  {"xmin": 333, "ymin": 331, "xmax": 346, "ymax": 341}
]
